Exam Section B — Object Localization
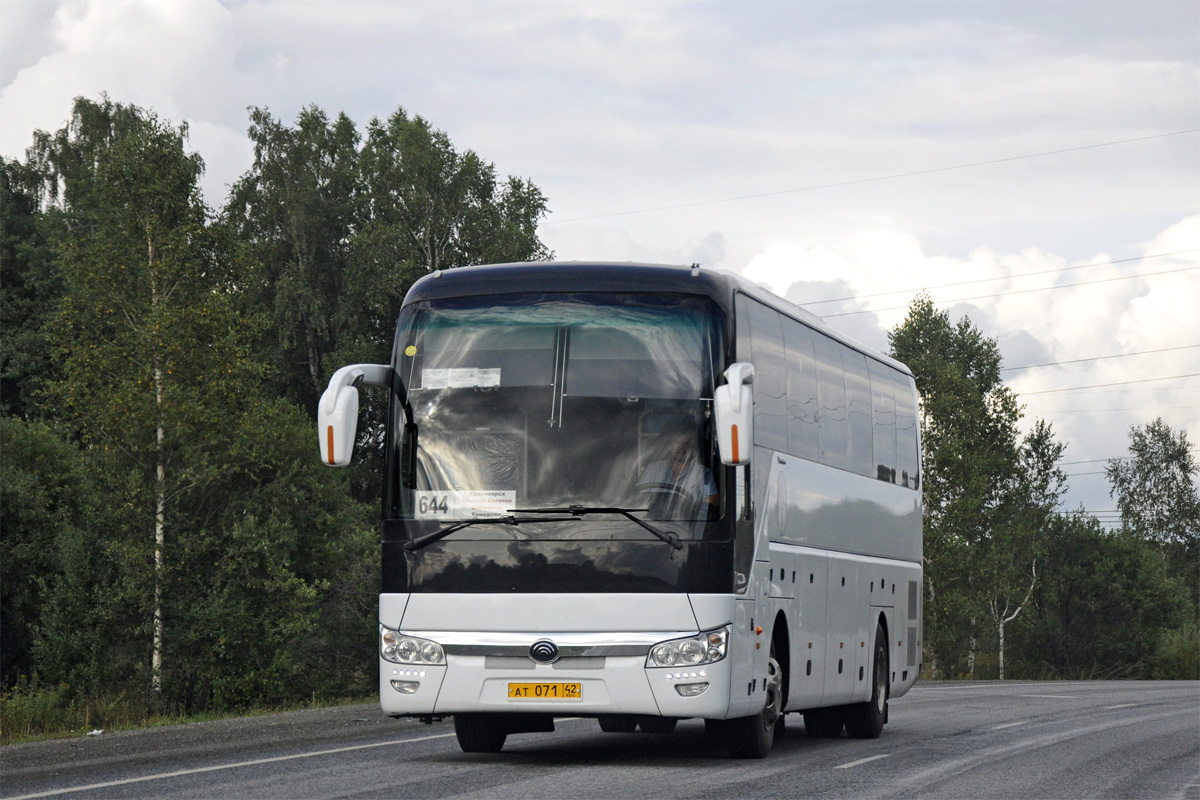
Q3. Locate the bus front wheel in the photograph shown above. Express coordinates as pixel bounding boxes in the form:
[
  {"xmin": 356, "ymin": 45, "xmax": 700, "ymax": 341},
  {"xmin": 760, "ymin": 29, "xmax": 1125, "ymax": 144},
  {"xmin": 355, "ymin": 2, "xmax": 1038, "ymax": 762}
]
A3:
[
  {"xmin": 722, "ymin": 643, "xmax": 782, "ymax": 758},
  {"xmin": 454, "ymin": 713, "xmax": 507, "ymax": 753}
]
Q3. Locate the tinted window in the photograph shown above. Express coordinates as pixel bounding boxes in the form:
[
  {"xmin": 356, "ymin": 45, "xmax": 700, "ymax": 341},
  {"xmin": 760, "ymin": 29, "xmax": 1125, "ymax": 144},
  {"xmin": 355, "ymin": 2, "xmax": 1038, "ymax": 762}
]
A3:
[
  {"xmin": 843, "ymin": 348, "xmax": 874, "ymax": 478},
  {"xmin": 893, "ymin": 371, "xmax": 920, "ymax": 489},
  {"xmin": 782, "ymin": 318, "xmax": 819, "ymax": 461},
  {"xmin": 744, "ymin": 298, "xmax": 787, "ymax": 451},
  {"xmin": 812, "ymin": 332, "xmax": 848, "ymax": 470},
  {"xmin": 867, "ymin": 359, "xmax": 897, "ymax": 483}
]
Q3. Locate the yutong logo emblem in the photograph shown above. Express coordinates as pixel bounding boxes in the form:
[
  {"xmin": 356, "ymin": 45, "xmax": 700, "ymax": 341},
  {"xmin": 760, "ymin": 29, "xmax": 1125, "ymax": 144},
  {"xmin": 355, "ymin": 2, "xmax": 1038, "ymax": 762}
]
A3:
[{"xmin": 529, "ymin": 639, "xmax": 560, "ymax": 663}]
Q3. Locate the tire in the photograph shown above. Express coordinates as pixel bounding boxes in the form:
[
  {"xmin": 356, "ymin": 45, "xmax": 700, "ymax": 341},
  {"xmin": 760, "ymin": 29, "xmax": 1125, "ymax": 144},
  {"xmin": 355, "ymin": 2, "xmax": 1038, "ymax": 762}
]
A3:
[
  {"xmin": 598, "ymin": 715, "xmax": 638, "ymax": 733},
  {"xmin": 723, "ymin": 641, "xmax": 782, "ymax": 758},
  {"xmin": 845, "ymin": 622, "xmax": 888, "ymax": 739},
  {"xmin": 803, "ymin": 706, "xmax": 844, "ymax": 738},
  {"xmin": 637, "ymin": 716, "xmax": 678, "ymax": 734},
  {"xmin": 454, "ymin": 713, "xmax": 507, "ymax": 753}
]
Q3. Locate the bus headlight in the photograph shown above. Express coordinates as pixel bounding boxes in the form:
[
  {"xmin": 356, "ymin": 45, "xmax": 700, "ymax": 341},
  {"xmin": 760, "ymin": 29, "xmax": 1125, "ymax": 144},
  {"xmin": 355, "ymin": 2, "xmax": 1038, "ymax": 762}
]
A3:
[
  {"xmin": 646, "ymin": 627, "xmax": 728, "ymax": 668},
  {"xmin": 380, "ymin": 626, "xmax": 445, "ymax": 665}
]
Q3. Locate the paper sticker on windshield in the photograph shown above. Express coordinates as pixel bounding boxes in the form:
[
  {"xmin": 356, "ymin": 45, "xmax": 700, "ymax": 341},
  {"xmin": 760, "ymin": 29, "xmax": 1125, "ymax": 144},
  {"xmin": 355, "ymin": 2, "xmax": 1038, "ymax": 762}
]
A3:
[
  {"xmin": 415, "ymin": 491, "xmax": 516, "ymax": 520},
  {"xmin": 405, "ymin": 345, "xmax": 417, "ymax": 357},
  {"xmin": 422, "ymin": 369, "xmax": 449, "ymax": 389},
  {"xmin": 420, "ymin": 367, "xmax": 500, "ymax": 389}
]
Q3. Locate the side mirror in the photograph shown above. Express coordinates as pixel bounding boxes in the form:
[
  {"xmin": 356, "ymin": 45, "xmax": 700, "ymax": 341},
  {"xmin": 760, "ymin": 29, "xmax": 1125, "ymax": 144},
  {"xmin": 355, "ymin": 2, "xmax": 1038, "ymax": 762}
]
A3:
[
  {"xmin": 317, "ymin": 364, "xmax": 393, "ymax": 467},
  {"xmin": 714, "ymin": 362, "xmax": 755, "ymax": 465}
]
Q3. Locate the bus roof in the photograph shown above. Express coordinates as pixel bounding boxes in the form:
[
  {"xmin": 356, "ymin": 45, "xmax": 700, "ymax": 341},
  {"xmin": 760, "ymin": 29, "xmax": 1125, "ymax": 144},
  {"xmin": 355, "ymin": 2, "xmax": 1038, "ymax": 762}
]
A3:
[{"xmin": 403, "ymin": 261, "xmax": 912, "ymax": 376}]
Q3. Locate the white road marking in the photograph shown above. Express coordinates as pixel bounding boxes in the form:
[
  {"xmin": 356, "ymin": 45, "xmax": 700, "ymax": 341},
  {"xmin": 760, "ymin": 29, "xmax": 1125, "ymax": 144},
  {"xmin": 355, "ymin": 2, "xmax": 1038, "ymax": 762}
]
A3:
[
  {"xmin": 1020, "ymin": 694, "xmax": 1076, "ymax": 699},
  {"xmin": 991, "ymin": 720, "xmax": 1029, "ymax": 730},
  {"xmin": 1105, "ymin": 703, "xmax": 1139, "ymax": 709},
  {"xmin": 3, "ymin": 732, "xmax": 458, "ymax": 800},
  {"xmin": 834, "ymin": 753, "xmax": 891, "ymax": 769}
]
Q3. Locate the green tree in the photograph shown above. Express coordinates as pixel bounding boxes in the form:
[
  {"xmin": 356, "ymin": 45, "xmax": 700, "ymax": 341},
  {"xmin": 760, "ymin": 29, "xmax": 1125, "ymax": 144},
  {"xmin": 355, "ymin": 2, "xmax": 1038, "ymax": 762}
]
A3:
[
  {"xmin": 357, "ymin": 107, "xmax": 551, "ymax": 279},
  {"xmin": 0, "ymin": 419, "xmax": 101, "ymax": 687},
  {"xmin": 983, "ymin": 419, "xmax": 1066, "ymax": 679},
  {"xmin": 0, "ymin": 158, "xmax": 59, "ymax": 419},
  {"xmin": 1015, "ymin": 511, "xmax": 1187, "ymax": 678},
  {"xmin": 888, "ymin": 294, "xmax": 1026, "ymax": 678},
  {"xmin": 224, "ymin": 106, "xmax": 362, "ymax": 410},
  {"xmin": 29, "ymin": 96, "xmax": 265, "ymax": 696},
  {"xmin": 1106, "ymin": 418, "xmax": 1199, "ymax": 569}
]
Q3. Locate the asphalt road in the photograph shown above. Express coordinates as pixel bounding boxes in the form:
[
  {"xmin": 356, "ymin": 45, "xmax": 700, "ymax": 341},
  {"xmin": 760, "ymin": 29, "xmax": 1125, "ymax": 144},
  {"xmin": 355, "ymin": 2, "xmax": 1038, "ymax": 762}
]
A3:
[{"xmin": 2, "ymin": 681, "xmax": 1197, "ymax": 799}]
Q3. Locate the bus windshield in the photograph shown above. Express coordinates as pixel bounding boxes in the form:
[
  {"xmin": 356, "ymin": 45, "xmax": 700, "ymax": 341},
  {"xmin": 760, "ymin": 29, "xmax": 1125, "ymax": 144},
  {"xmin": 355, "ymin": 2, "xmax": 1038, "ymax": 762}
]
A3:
[{"xmin": 395, "ymin": 293, "xmax": 725, "ymax": 535}]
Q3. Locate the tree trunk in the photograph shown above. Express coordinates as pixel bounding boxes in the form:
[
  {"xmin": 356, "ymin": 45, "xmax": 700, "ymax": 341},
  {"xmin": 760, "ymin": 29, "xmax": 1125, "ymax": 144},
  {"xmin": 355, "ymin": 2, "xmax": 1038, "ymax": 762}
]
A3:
[
  {"xmin": 924, "ymin": 572, "xmax": 939, "ymax": 679},
  {"xmin": 998, "ymin": 618, "xmax": 1006, "ymax": 680},
  {"xmin": 153, "ymin": 385, "xmax": 164, "ymax": 695},
  {"xmin": 968, "ymin": 622, "xmax": 976, "ymax": 679},
  {"xmin": 149, "ymin": 233, "xmax": 164, "ymax": 696},
  {"xmin": 994, "ymin": 562, "xmax": 1038, "ymax": 682}
]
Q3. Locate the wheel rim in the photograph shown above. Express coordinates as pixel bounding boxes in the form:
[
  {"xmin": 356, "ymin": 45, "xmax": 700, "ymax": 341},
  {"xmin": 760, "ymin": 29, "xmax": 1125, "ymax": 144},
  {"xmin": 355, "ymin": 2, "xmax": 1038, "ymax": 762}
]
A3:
[
  {"xmin": 763, "ymin": 655, "xmax": 782, "ymax": 731},
  {"xmin": 873, "ymin": 648, "xmax": 887, "ymax": 715}
]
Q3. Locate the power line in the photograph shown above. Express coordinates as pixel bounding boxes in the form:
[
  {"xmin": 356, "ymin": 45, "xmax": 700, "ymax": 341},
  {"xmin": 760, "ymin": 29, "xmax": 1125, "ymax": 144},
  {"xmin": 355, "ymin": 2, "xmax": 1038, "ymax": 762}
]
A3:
[
  {"xmin": 822, "ymin": 265, "xmax": 1199, "ymax": 318},
  {"xmin": 1001, "ymin": 344, "xmax": 1200, "ymax": 372},
  {"xmin": 1028, "ymin": 385, "xmax": 1200, "ymax": 396},
  {"xmin": 804, "ymin": 250, "xmax": 1200, "ymax": 307},
  {"xmin": 1021, "ymin": 373, "xmax": 1200, "ymax": 396},
  {"xmin": 550, "ymin": 129, "xmax": 1200, "ymax": 223},
  {"xmin": 1030, "ymin": 405, "xmax": 1200, "ymax": 414}
]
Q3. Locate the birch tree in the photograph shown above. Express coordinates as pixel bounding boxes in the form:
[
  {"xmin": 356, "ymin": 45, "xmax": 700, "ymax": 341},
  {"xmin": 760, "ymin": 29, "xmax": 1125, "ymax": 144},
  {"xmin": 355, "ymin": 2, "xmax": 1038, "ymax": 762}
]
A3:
[{"xmin": 32, "ymin": 97, "xmax": 260, "ymax": 696}]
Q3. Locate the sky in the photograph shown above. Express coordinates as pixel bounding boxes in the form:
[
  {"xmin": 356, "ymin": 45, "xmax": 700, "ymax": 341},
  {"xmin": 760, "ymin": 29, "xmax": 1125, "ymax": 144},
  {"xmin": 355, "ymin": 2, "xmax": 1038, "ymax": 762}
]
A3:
[{"xmin": 2, "ymin": 0, "xmax": 1198, "ymax": 520}]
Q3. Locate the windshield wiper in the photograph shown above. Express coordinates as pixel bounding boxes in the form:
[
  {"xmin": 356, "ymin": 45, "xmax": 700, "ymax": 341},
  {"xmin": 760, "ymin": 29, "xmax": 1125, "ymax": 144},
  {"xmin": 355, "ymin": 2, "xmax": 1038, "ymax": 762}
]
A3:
[
  {"xmin": 510, "ymin": 505, "xmax": 684, "ymax": 550},
  {"xmin": 403, "ymin": 515, "xmax": 580, "ymax": 552}
]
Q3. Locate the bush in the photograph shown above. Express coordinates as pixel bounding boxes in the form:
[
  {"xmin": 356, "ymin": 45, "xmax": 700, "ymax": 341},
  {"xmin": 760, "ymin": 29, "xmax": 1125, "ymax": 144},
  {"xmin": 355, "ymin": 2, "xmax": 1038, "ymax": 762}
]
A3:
[
  {"xmin": 0, "ymin": 675, "xmax": 150, "ymax": 744},
  {"xmin": 1153, "ymin": 622, "xmax": 1200, "ymax": 680}
]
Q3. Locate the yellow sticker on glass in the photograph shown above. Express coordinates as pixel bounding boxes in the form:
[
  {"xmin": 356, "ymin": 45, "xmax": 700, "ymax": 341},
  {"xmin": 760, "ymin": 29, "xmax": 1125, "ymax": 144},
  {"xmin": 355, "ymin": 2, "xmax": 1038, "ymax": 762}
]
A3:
[{"xmin": 405, "ymin": 345, "xmax": 417, "ymax": 357}]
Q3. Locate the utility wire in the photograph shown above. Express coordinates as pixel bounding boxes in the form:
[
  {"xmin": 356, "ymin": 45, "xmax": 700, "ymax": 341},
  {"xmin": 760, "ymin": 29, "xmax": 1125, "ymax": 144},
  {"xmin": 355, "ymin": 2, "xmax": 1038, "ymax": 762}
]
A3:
[
  {"xmin": 1039, "ymin": 406, "xmax": 1200, "ymax": 413},
  {"xmin": 1021, "ymin": 373, "xmax": 1200, "ymax": 395},
  {"xmin": 804, "ymin": 249, "xmax": 1200, "ymax": 307},
  {"xmin": 1001, "ymin": 344, "xmax": 1200, "ymax": 372},
  {"xmin": 550, "ymin": 129, "xmax": 1200, "ymax": 223},
  {"xmin": 1062, "ymin": 447, "xmax": 1200, "ymax": 465},
  {"xmin": 823, "ymin": 265, "xmax": 1199, "ymax": 317}
]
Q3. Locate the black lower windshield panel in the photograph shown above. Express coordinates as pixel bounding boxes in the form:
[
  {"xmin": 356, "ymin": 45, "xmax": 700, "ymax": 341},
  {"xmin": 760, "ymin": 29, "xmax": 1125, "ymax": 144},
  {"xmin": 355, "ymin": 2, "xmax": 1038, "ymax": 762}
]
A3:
[{"xmin": 381, "ymin": 521, "xmax": 734, "ymax": 594}]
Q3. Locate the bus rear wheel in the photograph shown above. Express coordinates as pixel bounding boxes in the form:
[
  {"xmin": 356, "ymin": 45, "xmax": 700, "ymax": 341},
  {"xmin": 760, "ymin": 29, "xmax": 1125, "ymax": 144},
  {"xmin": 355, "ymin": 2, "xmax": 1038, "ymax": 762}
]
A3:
[
  {"xmin": 454, "ymin": 714, "xmax": 507, "ymax": 753},
  {"xmin": 845, "ymin": 623, "xmax": 888, "ymax": 739}
]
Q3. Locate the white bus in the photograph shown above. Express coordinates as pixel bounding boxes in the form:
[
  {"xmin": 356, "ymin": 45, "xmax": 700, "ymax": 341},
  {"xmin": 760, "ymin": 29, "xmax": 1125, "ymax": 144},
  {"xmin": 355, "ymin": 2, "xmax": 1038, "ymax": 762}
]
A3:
[{"xmin": 319, "ymin": 262, "xmax": 922, "ymax": 758}]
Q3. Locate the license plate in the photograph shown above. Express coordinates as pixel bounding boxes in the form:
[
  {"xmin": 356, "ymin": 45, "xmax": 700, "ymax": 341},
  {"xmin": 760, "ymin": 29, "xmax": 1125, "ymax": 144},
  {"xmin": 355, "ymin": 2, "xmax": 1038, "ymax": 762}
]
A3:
[{"xmin": 508, "ymin": 682, "xmax": 582, "ymax": 700}]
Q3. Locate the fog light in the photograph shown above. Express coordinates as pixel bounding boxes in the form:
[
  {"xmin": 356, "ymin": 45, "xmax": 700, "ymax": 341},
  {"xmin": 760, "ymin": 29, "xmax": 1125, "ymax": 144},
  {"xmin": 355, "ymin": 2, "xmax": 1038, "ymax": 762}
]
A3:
[
  {"xmin": 390, "ymin": 680, "xmax": 420, "ymax": 694},
  {"xmin": 675, "ymin": 682, "xmax": 709, "ymax": 697}
]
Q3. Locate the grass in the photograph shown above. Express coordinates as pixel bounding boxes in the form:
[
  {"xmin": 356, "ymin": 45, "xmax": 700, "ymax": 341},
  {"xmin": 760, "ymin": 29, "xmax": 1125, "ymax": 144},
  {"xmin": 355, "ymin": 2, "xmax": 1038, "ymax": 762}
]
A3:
[{"xmin": 0, "ymin": 676, "xmax": 373, "ymax": 746}]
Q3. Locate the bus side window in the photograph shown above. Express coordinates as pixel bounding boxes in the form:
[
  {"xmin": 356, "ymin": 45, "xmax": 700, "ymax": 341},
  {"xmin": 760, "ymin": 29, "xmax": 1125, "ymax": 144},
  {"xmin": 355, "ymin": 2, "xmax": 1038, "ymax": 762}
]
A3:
[
  {"xmin": 842, "ymin": 348, "xmax": 874, "ymax": 479},
  {"xmin": 782, "ymin": 317, "xmax": 819, "ymax": 461},
  {"xmin": 745, "ymin": 298, "xmax": 788, "ymax": 453},
  {"xmin": 893, "ymin": 371, "xmax": 919, "ymax": 489},
  {"xmin": 867, "ymin": 359, "xmax": 898, "ymax": 483},
  {"xmin": 812, "ymin": 332, "xmax": 848, "ymax": 471}
]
